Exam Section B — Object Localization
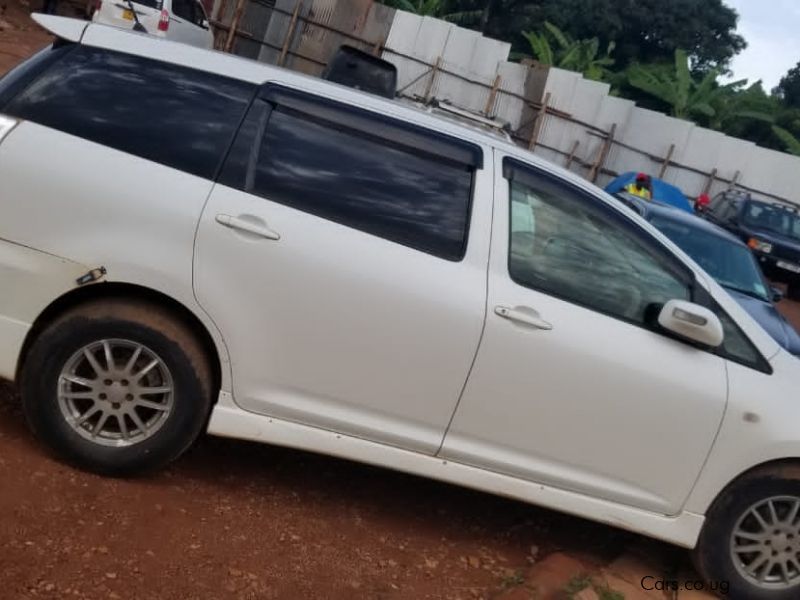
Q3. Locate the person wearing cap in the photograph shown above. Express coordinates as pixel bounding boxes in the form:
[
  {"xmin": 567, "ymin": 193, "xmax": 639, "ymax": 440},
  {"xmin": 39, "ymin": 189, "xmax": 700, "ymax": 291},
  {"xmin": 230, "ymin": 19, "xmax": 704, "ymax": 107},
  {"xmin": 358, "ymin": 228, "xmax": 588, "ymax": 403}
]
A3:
[
  {"xmin": 624, "ymin": 173, "xmax": 652, "ymax": 200},
  {"xmin": 695, "ymin": 193, "xmax": 711, "ymax": 213}
]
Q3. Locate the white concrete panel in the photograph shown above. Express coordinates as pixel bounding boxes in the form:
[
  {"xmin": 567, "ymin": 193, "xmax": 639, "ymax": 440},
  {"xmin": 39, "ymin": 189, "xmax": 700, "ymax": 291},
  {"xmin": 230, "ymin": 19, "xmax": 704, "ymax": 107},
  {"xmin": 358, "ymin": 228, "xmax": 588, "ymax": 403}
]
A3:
[
  {"xmin": 712, "ymin": 136, "xmax": 756, "ymax": 193},
  {"xmin": 384, "ymin": 12, "xmax": 450, "ymax": 98},
  {"xmin": 437, "ymin": 25, "xmax": 480, "ymax": 110},
  {"xmin": 494, "ymin": 62, "xmax": 529, "ymax": 128},
  {"xmin": 413, "ymin": 16, "xmax": 452, "ymax": 60},
  {"xmin": 593, "ymin": 96, "xmax": 636, "ymax": 179},
  {"xmin": 739, "ymin": 146, "xmax": 800, "ymax": 205},
  {"xmin": 383, "ymin": 9, "xmax": 419, "ymax": 53},
  {"xmin": 666, "ymin": 128, "xmax": 727, "ymax": 198},
  {"xmin": 378, "ymin": 11, "xmax": 800, "ymax": 206},
  {"xmin": 539, "ymin": 68, "xmax": 581, "ymax": 159}
]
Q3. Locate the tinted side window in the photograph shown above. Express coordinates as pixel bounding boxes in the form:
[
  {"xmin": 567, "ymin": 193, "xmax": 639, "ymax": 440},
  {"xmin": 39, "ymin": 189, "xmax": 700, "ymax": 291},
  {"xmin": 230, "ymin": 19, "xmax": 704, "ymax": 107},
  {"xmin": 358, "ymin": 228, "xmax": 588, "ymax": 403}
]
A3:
[
  {"xmin": 715, "ymin": 308, "xmax": 770, "ymax": 371},
  {"xmin": 708, "ymin": 196, "xmax": 729, "ymax": 219},
  {"xmin": 4, "ymin": 47, "xmax": 255, "ymax": 180},
  {"xmin": 720, "ymin": 199, "xmax": 741, "ymax": 224},
  {"xmin": 172, "ymin": 0, "xmax": 195, "ymax": 21},
  {"xmin": 0, "ymin": 42, "xmax": 74, "ymax": 108},
  {"xmin": 507, "ymin": 162, "xmax": 692, "ymax": 326},
  {"xmin": 244, "ymin": 106, "xmax": 476, "ymax": 261}
]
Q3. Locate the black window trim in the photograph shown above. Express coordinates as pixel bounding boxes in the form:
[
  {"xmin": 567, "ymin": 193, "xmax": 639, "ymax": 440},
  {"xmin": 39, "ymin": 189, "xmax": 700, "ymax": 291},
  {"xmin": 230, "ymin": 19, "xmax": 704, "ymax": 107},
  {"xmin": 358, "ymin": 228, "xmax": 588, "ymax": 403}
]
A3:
[
  {"xmin": 259, "ymin": 83, "xmax": 484, "ymax": 170},
  {"xmin": 502, "ymin": 157, "xmax": 773, "ymax": 374},
  {"xmin": 211, "ymin": 86, "xmax": 261, "ymax": 182}
]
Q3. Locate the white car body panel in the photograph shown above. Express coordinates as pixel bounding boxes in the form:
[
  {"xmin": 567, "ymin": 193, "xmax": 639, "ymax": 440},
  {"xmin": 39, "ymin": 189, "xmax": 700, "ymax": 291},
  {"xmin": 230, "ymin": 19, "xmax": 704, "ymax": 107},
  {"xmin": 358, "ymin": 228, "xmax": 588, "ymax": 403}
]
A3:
[
  {"xmin": 90, "ymin": 0, "xmax": 213, "ymax": 49},
  {"xmin": 194, "ymin": 165, "xmax": 492, "ymax": 454},
  {"xmin": 2, "ymin": 17, "xmax": 800, "ymax": 552},
  {"xmin": 31, "ymin": 14, "xmax": 89, "ymax": 41},
  {"xmin": 440, "ymin": 150, "xmax": 729, "ymax": 516},
  {"xmin": 686, "ymin": 350, "xmax": 800, "ymax": 513},
  {"xmin": 0, "ymin": 239, "xmax": 98, "ymax": 379},
  {"xmin": 165, "ymin": 0, "xmax": 213, "ymax": 48},
  {"xmin": 92, "ymin": 0, "xmax": 166, "ymax": 40},
  {"xmin": 208, "ymin": 391, "xmax": 706, "ymax": 548},
  {"xmin": 0, "ymin": 121, "xmax": 232, "ymax": 388}
]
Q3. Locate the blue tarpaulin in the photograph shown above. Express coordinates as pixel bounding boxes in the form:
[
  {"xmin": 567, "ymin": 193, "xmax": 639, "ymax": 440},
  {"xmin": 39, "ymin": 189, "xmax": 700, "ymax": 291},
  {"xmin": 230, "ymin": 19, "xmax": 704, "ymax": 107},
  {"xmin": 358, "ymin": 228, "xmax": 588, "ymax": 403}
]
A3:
[{"xmin": 604, "ymin": 172, "xmax": 694, "ymax": 213}]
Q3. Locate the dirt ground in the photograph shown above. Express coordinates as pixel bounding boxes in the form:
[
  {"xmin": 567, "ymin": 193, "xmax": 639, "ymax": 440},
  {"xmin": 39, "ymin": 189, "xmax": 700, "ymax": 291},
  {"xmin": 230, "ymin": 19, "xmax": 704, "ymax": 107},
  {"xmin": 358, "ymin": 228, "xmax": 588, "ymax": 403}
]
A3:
[{"xmin": 3, "ymin": 6, "xmax": 800, "ymax": 598}]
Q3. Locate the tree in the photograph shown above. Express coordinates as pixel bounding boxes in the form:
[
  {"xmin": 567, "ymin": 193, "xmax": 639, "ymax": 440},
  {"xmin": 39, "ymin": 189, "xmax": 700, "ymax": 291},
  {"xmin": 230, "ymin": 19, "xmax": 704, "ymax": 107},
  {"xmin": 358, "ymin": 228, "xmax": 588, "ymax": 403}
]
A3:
[
  {"xmin": 775, "ymin": 62, "xmax": 800, "ymax": 109},
  {"xmin": 522, "ymin": 22, "xmax": 615, "ymax": 81},
  {"xmin": 627, "ymin": 50, "xmax": 721, "ymax": 120},
  {"xmin": 708, "ymin": 81, "xmax": 775, "ymax": 132},
  {"xmin": 772, "ymin": 126, "xmax": 800, "ymax": 156},
  {"xmin": 381, "ymin": 0, "xmax": 451, "ymax": 17},
  {"xmin": 397, "ymin": 0, "xmax": 746, "ymax": 73}
]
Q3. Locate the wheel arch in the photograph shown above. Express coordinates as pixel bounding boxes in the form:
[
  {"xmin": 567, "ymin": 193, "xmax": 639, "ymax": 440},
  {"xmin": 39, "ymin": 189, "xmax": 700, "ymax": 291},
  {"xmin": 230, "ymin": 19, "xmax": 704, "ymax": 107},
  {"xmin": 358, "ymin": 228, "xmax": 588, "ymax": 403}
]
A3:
[
  {"xmin": 16, "ymin": 281, "xmax": 224, "ymax": 399},
  {"xmin": 702, "ymin": 458, "xmax": 800, "ymax": 516}
]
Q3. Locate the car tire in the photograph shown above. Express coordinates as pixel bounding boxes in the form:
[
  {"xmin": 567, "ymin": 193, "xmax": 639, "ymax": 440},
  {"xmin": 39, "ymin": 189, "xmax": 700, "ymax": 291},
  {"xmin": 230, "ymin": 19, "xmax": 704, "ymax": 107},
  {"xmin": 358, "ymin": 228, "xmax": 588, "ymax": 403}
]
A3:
[
  {"xmin": 693, "ymin": 467, "xmax": 800, "ymax": 599},
  {"xmin": 21, "ymin": 298, "xmax": 214, "ymax": 476}
]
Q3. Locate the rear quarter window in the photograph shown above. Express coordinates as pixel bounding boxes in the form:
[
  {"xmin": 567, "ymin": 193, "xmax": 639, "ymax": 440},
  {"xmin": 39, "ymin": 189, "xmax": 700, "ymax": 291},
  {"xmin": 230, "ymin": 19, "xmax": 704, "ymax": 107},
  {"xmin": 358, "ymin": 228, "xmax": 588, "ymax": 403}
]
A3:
[
  {"xmin": 0, "ymin": 42, "xmax": 74, "ymax": 108},
  {"xmin": 3, "ymin": 46, "xmax": 255, "ymax": 180}
]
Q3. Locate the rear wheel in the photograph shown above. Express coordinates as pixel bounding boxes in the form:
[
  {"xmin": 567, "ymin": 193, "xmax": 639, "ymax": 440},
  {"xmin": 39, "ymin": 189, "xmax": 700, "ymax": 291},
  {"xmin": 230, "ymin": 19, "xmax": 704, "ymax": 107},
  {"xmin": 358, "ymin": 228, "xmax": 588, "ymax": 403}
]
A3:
[
  {"xmin": 21, "ymin": 299, "xmax": 213, "ymax": 475},
  {"xmin": 693, "ymin": 470, "xmax": 800, "ymax": 599}
]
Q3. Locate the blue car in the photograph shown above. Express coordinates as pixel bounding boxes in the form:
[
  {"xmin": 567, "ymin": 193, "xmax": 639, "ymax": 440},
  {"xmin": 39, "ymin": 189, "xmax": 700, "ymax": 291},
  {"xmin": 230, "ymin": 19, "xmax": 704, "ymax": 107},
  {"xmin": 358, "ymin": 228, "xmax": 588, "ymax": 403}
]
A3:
[
  {"xmin": 605, "ymin": 172, "xmax": 694, "ymax": 213},
  {"xmin": 617, "ymin": 195, "xmax": 800, "ymax": 355}
]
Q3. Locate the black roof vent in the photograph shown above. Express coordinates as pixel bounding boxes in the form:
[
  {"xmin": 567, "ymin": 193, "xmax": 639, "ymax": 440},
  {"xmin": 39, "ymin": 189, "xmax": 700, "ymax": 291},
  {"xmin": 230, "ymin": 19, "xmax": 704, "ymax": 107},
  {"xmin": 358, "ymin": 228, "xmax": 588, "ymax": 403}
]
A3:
[{"xmin": 322, "ymin": 45, "xmax": 398, "ymax": 99}]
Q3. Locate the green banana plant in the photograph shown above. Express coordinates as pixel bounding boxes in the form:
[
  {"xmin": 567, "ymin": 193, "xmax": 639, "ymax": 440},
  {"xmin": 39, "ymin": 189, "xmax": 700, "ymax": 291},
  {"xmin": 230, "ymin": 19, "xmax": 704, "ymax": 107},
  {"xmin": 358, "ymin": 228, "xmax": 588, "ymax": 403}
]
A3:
[{"xmin": 522, "ymin": 21, "xmax": 615, "ymax": 82}]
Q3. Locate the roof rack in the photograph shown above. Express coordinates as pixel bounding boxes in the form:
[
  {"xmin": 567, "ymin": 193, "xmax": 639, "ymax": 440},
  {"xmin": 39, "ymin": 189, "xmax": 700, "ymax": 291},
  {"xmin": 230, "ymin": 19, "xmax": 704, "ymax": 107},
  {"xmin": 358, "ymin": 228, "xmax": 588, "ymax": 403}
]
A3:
[
  {"xmin": 401, "ymin": 96, "xmax": 513, "ymax": 142},
  {"xmin": 770, "ymin": 201, "xmax": 799, "ymax": 213}
]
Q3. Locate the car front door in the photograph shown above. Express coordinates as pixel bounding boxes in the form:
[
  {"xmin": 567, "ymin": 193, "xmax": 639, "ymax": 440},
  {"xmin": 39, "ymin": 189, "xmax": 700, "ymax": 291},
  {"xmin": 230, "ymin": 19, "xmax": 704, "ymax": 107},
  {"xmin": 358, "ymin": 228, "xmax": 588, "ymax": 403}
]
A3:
[
  {"xmin": 440, "ymin": 153, "xmax": 729, "ymax": 515},
  {"xmin": 193, "ymin": 85, "xmax": 492, "ymax": 455}
]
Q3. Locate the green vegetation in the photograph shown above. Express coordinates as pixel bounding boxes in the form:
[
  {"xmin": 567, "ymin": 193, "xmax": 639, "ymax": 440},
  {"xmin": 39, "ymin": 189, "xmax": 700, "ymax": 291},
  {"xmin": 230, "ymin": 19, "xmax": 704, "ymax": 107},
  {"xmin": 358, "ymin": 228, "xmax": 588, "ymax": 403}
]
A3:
[
  {"xmin": 522, "ymin": 22, "xmax": 615, "ymax": 81},
  {"xmin": 378, "ymin": 0, "xmax": 800, "ymax": 156}
]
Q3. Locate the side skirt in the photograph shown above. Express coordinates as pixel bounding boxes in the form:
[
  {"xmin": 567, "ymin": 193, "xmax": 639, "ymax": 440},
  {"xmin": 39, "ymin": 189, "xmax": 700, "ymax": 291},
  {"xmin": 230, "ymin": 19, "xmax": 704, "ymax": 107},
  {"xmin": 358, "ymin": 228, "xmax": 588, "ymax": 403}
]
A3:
[{"xmin": 207, "ymin": 392, "xmax": 704, "ymax": 549}]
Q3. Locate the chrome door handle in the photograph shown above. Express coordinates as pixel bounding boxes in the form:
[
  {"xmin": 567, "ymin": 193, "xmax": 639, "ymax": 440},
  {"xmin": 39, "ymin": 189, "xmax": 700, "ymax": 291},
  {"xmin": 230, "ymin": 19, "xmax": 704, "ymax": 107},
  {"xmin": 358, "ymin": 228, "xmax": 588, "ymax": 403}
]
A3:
[
  {"xmin": 494, "ymin": 305, "xmax": 553, "ymax": 330},
  {"xmin": 215, "ymin": 214, "xmax": 281, "ymax": 240}
]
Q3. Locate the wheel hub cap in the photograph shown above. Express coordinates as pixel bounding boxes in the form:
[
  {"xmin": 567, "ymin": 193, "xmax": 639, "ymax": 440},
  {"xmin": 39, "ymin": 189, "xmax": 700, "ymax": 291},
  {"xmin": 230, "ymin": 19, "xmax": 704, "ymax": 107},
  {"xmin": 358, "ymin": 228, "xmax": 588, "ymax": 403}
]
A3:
[
  {"xmin": 57, "ymin": 339, "xmax": 174, "ymax": 448},
  {"xmin": 730, "ymin": 496, "xmax": 800, "ymax": 590}
]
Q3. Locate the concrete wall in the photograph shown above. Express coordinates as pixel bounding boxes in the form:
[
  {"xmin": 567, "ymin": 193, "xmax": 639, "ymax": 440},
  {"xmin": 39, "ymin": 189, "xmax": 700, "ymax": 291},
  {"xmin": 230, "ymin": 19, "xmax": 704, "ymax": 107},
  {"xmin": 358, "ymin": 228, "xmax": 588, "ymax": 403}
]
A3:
[
  {"xmin": 540, "ymin": 65, "xmax": 800, "ymax": 205},
  {"xmin": 214, "ymin": 3, "xmax": 800, "ymax": 205}
]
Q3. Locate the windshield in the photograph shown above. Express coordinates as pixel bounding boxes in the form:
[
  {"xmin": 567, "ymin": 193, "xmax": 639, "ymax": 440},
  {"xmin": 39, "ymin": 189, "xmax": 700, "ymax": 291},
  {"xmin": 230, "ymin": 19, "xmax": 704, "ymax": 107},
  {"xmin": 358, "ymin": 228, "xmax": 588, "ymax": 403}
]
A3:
[
  {"xmin": 650, "ymin": 216, "xmax": 770, "ymax": 302},
  {"xmin": 741, "ymin": 200, "xmax": 800, "ymax": 241}
]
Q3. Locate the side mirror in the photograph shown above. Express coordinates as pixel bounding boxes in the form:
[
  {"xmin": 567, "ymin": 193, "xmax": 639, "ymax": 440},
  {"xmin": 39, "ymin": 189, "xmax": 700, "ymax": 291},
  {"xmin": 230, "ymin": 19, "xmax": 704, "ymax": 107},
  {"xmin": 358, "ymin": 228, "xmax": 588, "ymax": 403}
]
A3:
[
  {"xmin": 771, "ymin": 286, "xmax": 784, "ymax": 303},
  {"xmin": 658, "ymin": 300, "xmax": 724, "ymax": 348},
  {"xmin": 202, "ymin": 19, "xmax": 210, "ymax": 29}
]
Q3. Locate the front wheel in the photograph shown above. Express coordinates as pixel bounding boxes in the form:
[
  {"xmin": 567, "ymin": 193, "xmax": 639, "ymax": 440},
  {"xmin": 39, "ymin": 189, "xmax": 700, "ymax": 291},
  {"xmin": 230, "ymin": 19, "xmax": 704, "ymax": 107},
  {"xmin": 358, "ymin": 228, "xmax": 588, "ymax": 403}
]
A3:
[
  {"xmin": 21, "ymin": 298, "xmax": 214, "ymax": 475},
  {"xmin": 693, "ymin": 470, "xmax": 800, "ymax": 599}
]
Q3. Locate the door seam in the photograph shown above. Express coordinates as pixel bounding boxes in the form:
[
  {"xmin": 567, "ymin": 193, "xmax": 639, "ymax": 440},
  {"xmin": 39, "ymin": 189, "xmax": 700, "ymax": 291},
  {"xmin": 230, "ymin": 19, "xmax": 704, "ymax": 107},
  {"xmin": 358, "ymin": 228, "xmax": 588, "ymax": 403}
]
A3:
[{"xmin": 435, "ymin": 147, "xmax": 496, "ymax": 456}]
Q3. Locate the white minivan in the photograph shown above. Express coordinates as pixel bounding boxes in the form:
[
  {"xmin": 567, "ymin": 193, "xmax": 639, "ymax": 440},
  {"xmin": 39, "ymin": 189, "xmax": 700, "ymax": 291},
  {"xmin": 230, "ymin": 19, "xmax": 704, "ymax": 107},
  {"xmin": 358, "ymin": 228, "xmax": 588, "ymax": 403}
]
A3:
[
  {"xmin": 91, "ymin": 0, "xmax": 214, "ymax": 49},
  {"xmin": 2, "ymin": 15, "xmax": 800, "ymax": 599}
]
